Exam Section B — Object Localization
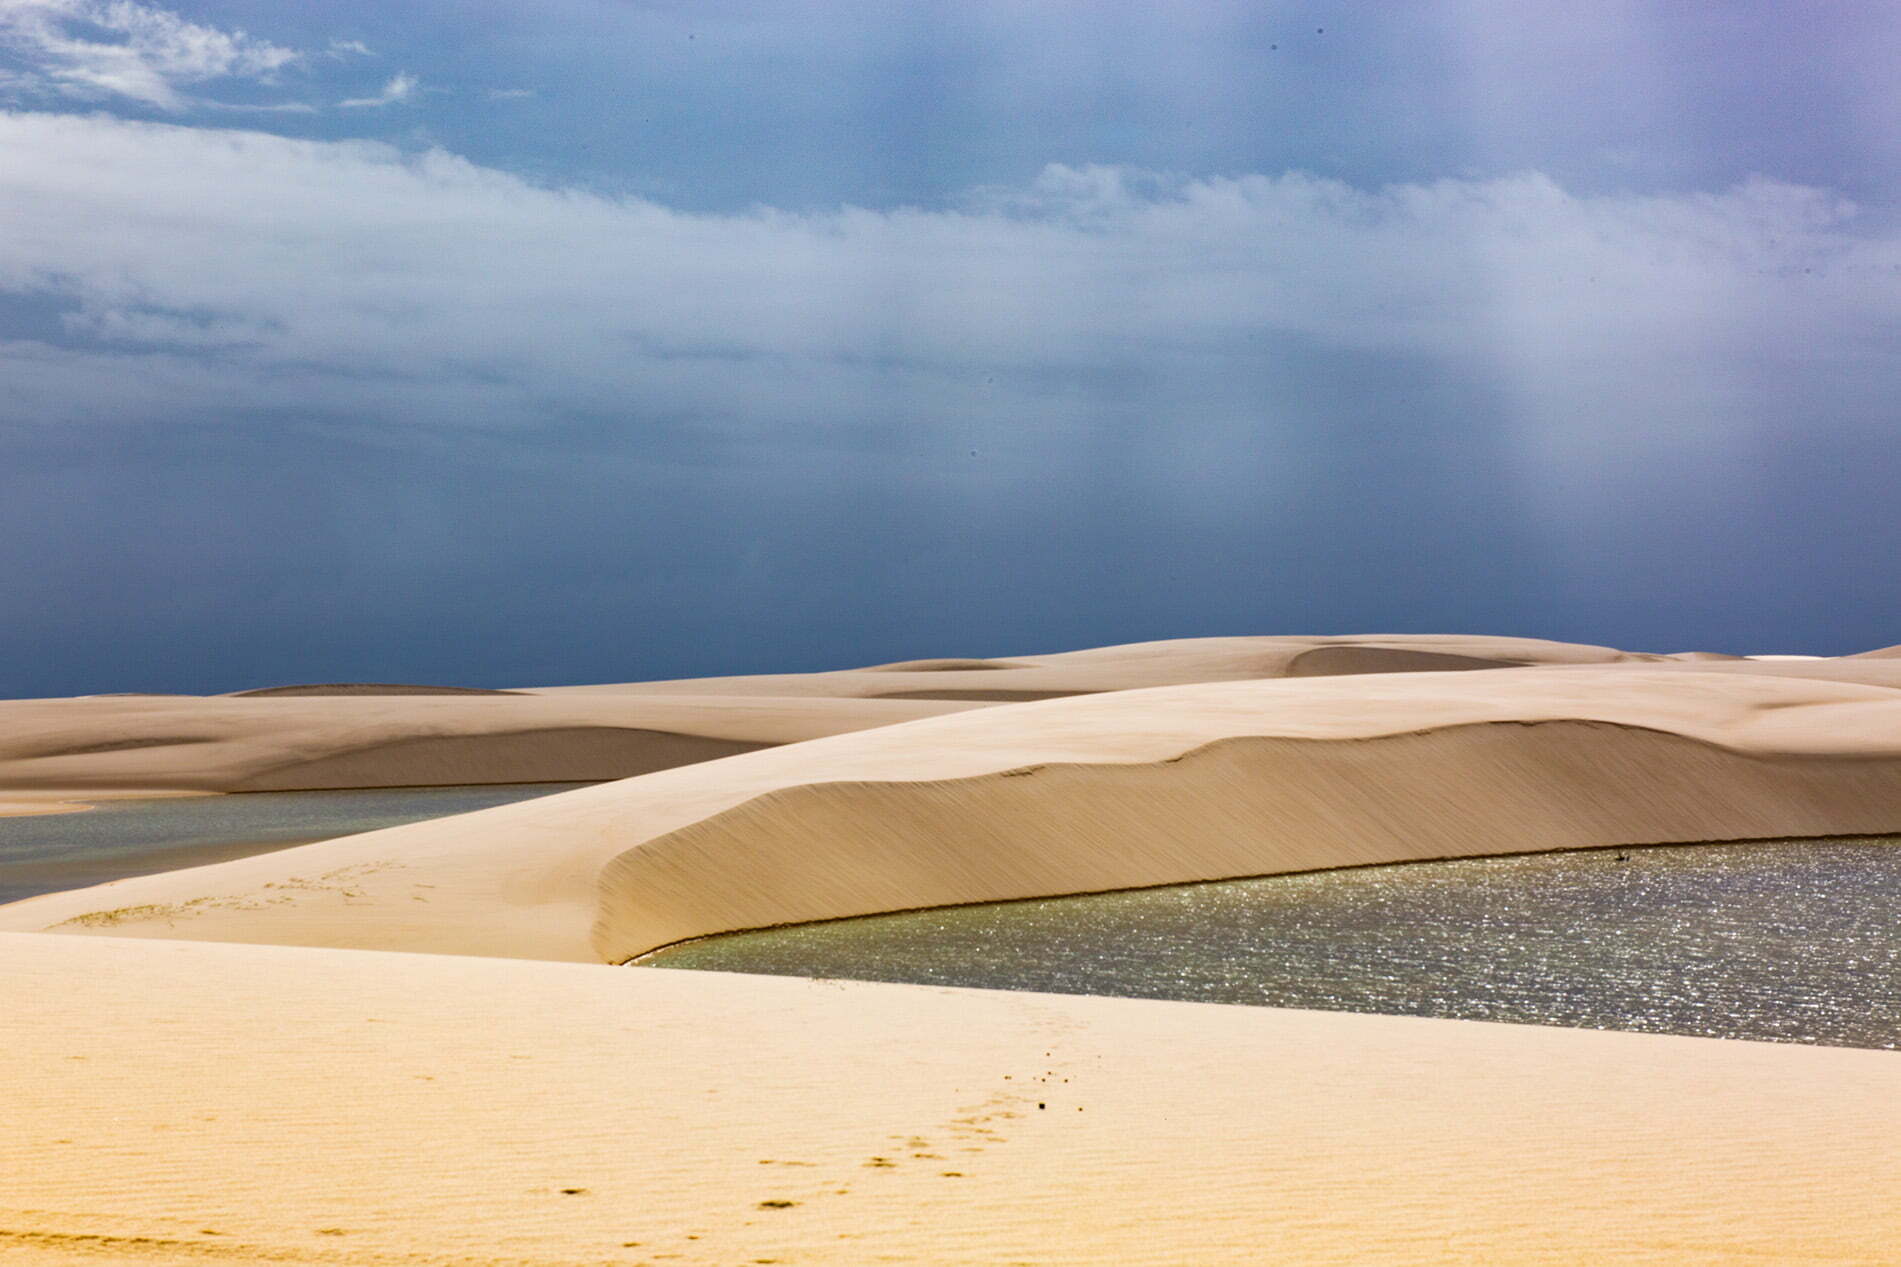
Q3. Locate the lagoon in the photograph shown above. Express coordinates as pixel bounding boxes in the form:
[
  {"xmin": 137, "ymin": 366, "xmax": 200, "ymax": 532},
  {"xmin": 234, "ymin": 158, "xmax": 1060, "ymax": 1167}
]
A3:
[
  {"xmin": 0, "ymin": 783, "xmax": 595, "ymax": 905},
  {"xmin": 642, "ymin": 839, "xmax": 1901, "ymax": 1049}
]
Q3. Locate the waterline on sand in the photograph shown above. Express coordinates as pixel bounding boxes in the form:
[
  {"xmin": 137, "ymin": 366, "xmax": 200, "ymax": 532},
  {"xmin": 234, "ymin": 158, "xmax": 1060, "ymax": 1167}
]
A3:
[{"xmin": 0, "ymin": 782, "xmax": 597, "ymax": 905}]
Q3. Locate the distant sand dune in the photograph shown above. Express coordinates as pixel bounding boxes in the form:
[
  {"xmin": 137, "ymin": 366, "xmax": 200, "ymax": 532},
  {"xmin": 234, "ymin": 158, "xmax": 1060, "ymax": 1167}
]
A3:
[
  {"xmin": 0, "ymin": 694, "xmax": 986, "ymax": 800},
  {"xmin": 530, "ymin": 633, "xmax": 1661, "ymax": 698},
  {"xmin": 0, "ymin": 635, "xmax": 1662, "ymax": 802},
  {"xmin": 226, "ymin": 682, "xmax": 525, "ymax": 697}
]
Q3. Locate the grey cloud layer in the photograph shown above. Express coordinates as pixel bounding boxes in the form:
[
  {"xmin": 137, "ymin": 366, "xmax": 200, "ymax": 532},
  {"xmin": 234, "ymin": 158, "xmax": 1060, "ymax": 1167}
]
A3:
[
  {"xmin": 2, "ymin": 101, "xmax": 1899, "ymax": 693},
  {"xmin": 4, "ymin": 109, "xmax": 1894, "ymax": 468}
]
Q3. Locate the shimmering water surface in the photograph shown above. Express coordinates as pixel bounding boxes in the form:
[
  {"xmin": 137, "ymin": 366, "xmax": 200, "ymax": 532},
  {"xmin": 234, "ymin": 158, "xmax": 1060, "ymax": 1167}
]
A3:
[
  {"xmin": 643, "ymin": 840, "xmax": 1901, "ymax": 1049},
  {"xmin": 0, "ymin": 782, "xmax": 595, "ymax": 904}
]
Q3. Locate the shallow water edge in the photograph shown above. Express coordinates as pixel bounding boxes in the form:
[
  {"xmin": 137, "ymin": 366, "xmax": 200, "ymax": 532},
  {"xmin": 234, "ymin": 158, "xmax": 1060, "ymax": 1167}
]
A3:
[
  {"xmin": 641, "ymin": 837, "xmax": 1901, "ymax": 1051},
  {"xmin": 0, "ymin": 782, "xmax": 597, "ymax": 905}
]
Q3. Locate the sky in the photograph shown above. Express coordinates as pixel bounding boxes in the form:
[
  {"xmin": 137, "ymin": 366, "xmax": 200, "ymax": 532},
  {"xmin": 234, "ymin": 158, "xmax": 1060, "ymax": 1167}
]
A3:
[{"xmin": 2, "ymin": 0, "xmax": 1899, "ymax": 696}]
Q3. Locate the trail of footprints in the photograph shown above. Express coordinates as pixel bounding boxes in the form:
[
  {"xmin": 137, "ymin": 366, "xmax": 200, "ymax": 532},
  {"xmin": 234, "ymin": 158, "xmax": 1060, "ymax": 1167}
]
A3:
[
  {"xmin": 613, "ymin": 1045, "xmax": 1084, "ymax": 1264},
  {"xmin": 7, "ymin": 1046, "xmax": 1085, "ymax": 1264}
]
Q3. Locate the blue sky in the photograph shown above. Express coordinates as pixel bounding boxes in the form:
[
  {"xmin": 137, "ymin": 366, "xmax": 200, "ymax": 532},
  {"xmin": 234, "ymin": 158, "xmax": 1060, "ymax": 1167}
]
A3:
[{"xmin": 2, "ymin": 1, "xmax": 1899, "ymax": 695}]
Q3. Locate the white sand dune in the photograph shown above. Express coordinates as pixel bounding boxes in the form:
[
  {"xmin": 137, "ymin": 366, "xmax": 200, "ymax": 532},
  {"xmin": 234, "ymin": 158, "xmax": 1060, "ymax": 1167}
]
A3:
[
  {"xmin": 530, "ymin": 632, "xmax": 1660, "ymax": 698},
  {"xmin": 0, "ymin": 635, "xmax": 1648, "ymax": 804},
  {"xmin": 224, "ymin": 682, "xmax": 528, "ymax": 696},
  {"xmin": 4, "ymin": 932, "xmax": 1900, "ymax": 1265},
  {"xmin": 0, "ymin": 693, "xmax": 986, "ymax": 802},
  {"xmin": 10, "ymin": 662, "xmax": 1901, "ymax": 964}
]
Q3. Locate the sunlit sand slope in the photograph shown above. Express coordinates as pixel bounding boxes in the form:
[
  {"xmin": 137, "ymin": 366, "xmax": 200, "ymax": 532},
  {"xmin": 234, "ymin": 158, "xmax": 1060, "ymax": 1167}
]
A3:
[
  {"xmin": 3, "ymin": 933, "xmax": 1899, "ymax": 1266},
  {"xmin": 9, "ymin": 666, "xmax": 1901, "ymax": 962},
  {"xmin": 0, "ymin": 694, "xmax": 983, "ymax": 800}
]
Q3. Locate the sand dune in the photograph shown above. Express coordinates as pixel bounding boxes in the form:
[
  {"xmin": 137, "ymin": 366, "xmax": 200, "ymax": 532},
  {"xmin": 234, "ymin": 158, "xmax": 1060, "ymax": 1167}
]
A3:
[
  {"xmin": 4, "ymin": 932, "xmax": 1900, "ymax": 1265},
  {"xmin": 0, "ymin": 693, "xmax": 985, "ymax": 801},
  {"xmin": 226, "ymin": 682, "xmax": 526, "ymax": 697},
  {"xmin": 11, "ymin": 664, "xmax": 1901, "ymax": 963},
  {"xmin": 0, "ymin": 635, "xmax": 1657, "ymax": 803},
  {"xmin": 529, "ymin": 632, "xmax": 1660, "ymax": 697}
]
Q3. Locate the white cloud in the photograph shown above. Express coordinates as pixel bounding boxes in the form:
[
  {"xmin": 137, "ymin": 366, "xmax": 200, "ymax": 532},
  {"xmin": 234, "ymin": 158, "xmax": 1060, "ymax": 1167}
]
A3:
[
  {"xmin": 0, "ymin": 0, "xmax": 297, "ymax": 110},
  {"xmin": 339, "ymin": 70, "xmax": 417, "ymax": 109},
  {"xmin": 326, "ymin": 38, "xmax": 371, "ymax": 59},
  {"xmin": 0, "ymin": 109, "xmax": 1896, "ymax": 519},
  {"xmin": 488, "ymin": 87, "xmax": 534, "ymax": 101}
]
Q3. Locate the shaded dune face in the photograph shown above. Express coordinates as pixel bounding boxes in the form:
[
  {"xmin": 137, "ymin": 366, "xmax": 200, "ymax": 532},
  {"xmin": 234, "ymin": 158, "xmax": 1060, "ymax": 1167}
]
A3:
[
  {"xmin": 1282, "ymin": 647, "xmax": 1528, "ymax": 676},
  {"xmin": 591, "ymin": 720, "xmax": 1901, "ymax": 961},
  {"xmin": 232, "ymin": 728, "xmax": 769, "ymax": 792}
]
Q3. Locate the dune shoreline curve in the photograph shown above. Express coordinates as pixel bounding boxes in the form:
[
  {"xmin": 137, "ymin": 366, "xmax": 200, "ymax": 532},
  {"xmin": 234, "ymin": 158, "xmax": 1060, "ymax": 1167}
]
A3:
[{"xmin": 8, "ymin": 663, "xmax": 1901, "ymax": 962}]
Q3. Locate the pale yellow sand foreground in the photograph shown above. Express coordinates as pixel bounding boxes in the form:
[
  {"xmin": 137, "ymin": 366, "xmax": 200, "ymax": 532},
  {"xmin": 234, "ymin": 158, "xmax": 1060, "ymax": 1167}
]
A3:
[
  {"xmin": 11, "ymin": 662, "xmax": 1901, "ymax": 963},
  {"xmin": 4, "ymin": 933, "xmax": 1899, "ymax": 1266}
]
